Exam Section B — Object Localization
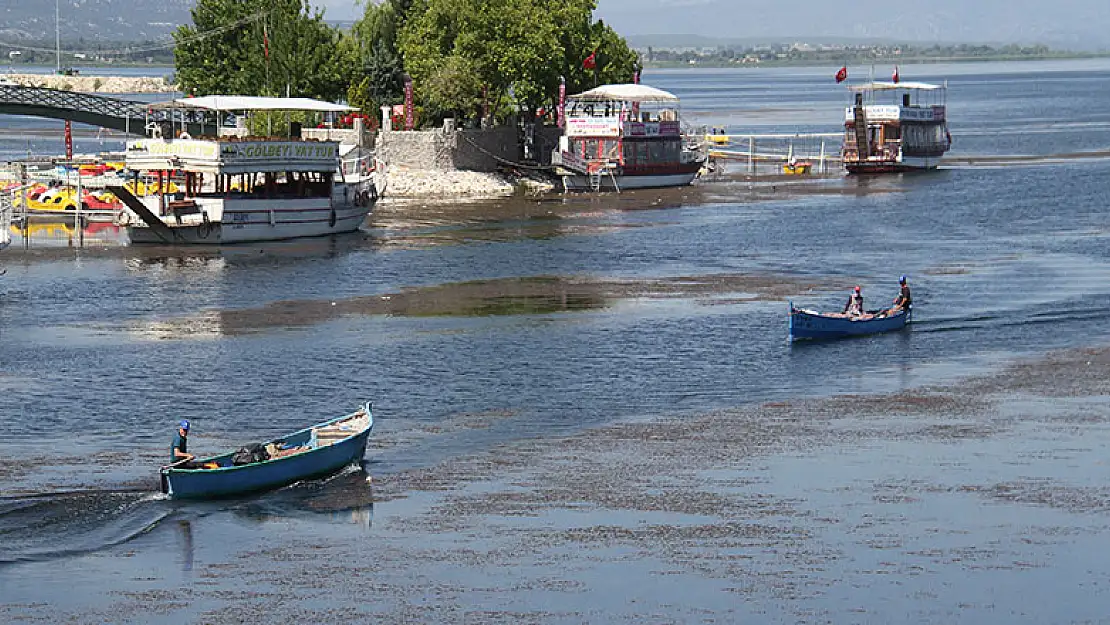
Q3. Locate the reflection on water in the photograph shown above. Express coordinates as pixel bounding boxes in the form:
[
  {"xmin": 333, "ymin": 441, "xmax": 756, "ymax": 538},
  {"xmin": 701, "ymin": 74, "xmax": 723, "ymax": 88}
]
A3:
[
  {"xmin": 176, "ymin": 519, "xmax": 194, "ymax": 573},
  {"xmin": 9, "ymin": 218, "xmax": 126, "ymax": 247}
]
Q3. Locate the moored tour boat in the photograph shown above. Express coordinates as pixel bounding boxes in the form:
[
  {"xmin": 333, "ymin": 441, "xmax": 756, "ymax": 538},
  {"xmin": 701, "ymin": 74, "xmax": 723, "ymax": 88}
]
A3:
[
  {"xmin": 112, "ymin": 95, "xmax": 377, "ymax": 245},
  {"xmin": 789, "ymin": 302, "xmax": 911, "ymax": 341},
  {"xmin": 551, "ymin": 84, "xmax": 706, "ymax": 192},
  {"xmin": 160, "ymin": 402, "xmax": 374, "ymax": 499},
  {"xmin": 842, "ymin": 80, "xmax": 951, "ymax": 174}
]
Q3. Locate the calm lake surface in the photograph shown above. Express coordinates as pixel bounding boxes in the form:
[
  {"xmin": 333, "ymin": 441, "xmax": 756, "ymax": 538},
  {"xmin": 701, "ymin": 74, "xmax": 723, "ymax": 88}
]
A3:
[{"xmin": 3, "ymin": 59, "xmax": 1110, "ymax": 623}]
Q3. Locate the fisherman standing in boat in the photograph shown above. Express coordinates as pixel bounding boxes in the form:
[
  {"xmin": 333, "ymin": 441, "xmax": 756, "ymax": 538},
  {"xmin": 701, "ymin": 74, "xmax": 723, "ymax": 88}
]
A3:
[
  {"xmin": 843, "ymin": 285, "xmax": 864, "ymax": 317},
  {"xmin": 891, "ymin": 275, "xmax": 912, "ymax": 313},
  {"xmin": 170, "ymin": 420, "xmax": 196, "ymax": 467}
]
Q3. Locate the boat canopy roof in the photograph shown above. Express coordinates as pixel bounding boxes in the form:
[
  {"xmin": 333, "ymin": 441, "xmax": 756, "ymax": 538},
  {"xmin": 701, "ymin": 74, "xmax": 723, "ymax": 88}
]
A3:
[
  {"xmin": 849, "ymin": 81, "xmax": 942, "ymax": 92},
  {"xmin": 569, "ymin": 84, "xmax": 680, "ymax": 103},
  {"xmin": 152, "ymin": 95, "xmax": 357, "ymax": 112}
]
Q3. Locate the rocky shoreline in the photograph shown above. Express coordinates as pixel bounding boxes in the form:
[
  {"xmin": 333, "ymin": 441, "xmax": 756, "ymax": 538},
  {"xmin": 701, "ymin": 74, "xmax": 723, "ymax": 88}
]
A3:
[
  {"xmin": 3, "ymin": 73, "xmax": 176, "ymax": 94},
  {"xmin": 377, "ymin": 166, "xmax": 557, "ymax": 200}
]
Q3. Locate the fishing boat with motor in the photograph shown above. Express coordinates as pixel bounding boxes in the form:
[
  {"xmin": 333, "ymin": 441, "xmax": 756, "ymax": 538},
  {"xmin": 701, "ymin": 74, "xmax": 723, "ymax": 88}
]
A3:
[
  {"xmin": 160, "ymin": 401, "xmax": 374, "ymax": 499},
  {"xmin": 551, "ymin": 83, "xmax": 707, "ymax": 192},
  {"xmin": 112, "ymin": 95, "xmax": 377, "ymax": 244},
  {"xmin": 789, "ymin": 302, "xmax": 911, "ymax": 341},
  {"xmin": 842, "ymin": 78, "xmax": 951, "ymax": 174}
]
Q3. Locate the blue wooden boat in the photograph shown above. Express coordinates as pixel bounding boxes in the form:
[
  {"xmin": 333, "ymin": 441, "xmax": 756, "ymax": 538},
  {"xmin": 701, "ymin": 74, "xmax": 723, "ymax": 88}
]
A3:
[
  {"xmin": 789, "ymin": 302, "xmax": 911, "ymax": 341},
  {"xmin": 160, "ymin": 402, "xmax": 374, "ymax": 499}
]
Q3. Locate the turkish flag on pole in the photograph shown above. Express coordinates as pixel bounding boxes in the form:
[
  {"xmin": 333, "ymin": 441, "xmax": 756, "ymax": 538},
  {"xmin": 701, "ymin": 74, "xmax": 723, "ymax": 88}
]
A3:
[
  {"xmin": 892, "ymin": 65, "xmax": 900, "ymax": 83},
  {"xmin": 835, "ymin": 66, "xmax": 847, "ymax": 83},
  {"xmin": 583, "ymin": 51, "xmax": 597, "ymax": 70}
]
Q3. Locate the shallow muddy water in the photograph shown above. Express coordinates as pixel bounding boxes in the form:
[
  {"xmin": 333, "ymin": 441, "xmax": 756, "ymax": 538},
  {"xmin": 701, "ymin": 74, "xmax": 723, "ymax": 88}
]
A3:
[{"xmin": 4, "ymin": 60, "xmax": 1110, "ymax": 623}]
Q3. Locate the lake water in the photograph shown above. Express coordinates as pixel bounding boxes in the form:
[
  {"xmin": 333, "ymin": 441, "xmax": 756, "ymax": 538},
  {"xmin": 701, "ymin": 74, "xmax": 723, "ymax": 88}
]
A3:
[{"xmin": 3, "ymin": 59, "xmax": 1110, "ymax": 622}]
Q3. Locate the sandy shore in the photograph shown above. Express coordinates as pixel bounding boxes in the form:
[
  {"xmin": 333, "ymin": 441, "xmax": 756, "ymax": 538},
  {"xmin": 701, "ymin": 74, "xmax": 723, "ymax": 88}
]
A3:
[{"xmin": 3, "ymin": 73, "xmax": 176, "ymax": 94}]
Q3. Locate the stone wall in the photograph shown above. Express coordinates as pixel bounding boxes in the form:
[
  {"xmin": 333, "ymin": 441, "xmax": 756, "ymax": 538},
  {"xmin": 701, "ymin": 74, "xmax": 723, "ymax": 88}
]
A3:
[{"xmin": 376, "ymin": 124, "xmax": 561, "ymax": 172}]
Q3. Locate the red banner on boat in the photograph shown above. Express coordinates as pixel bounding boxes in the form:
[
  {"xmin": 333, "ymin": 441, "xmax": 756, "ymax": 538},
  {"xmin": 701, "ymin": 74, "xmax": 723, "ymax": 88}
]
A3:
[
  {"xmin": 64, "ymin": 120, "xmax": 72, "ymax": 159},
  {"xmin": 835, "ymin": 66, "xmax": 847, "ymax": 83}
]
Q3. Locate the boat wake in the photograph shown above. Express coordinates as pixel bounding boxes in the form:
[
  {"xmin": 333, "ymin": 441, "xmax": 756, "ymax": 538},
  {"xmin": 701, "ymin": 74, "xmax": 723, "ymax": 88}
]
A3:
[
  {"xmin": 0, "ymin": 489, "xmax": 171, "ymax": 565},
  {"xmin": 912, "ymin": 303, "xmax": 1110, "ymax": 334}
]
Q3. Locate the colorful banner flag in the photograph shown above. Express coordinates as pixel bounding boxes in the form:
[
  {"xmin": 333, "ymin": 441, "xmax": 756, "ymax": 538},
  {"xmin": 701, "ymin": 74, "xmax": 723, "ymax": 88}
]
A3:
[
  {"xmin": 835, "ymin": 66, "xmax": 847, "ymax": 83},
  {"xmin": 892, "ymin": 65, "xmax": 900, "ymax": 83},
  {"xmin": 583, "ymin": 51, "xmax": 596, "ymax": 70},
  {"xmin": 557, "ymin": 77, "xmax": 566, "ymax": 129},
  {"xmin": 403, "ymin": 78, "xmax": 414, "ymax": 131}
]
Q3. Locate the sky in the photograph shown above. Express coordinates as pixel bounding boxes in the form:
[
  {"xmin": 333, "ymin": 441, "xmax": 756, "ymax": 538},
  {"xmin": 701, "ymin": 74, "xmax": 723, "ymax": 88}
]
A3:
[{"xmin": 316, "ymin": 0, "xmax": 1108, "ymax": 49}]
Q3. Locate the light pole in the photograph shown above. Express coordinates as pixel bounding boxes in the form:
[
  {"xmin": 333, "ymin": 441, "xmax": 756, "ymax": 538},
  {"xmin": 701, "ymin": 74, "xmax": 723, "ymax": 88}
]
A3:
[{"xmin": 55, "ymin": 0, "xmax": 61, "ymax": 74}]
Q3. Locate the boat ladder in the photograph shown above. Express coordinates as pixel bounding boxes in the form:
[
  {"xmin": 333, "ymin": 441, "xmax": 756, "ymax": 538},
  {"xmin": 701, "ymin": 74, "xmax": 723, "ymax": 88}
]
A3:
[{"xmin": 588, "ymin": 166, "xmax": 621, "ymax": 193}]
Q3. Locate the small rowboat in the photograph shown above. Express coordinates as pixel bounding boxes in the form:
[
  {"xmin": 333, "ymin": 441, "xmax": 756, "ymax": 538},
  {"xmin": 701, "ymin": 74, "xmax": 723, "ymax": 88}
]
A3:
[
  {"xmin": 160, "ymin": 402, "xmax": 374, "ymax": 499},
  {"xmin": 789, "ymin": 302, "xmax": 911, "ymax": 341}
]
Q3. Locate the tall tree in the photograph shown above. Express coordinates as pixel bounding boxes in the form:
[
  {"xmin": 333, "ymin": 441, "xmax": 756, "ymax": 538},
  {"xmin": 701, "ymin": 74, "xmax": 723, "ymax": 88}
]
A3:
[
  {"xmin": 174, "ymin": 0, "xmax": 344, "ymax": 100},
  {"xmin": 396, "ymin": 0, "xmax": 635, "ymax": 125}
]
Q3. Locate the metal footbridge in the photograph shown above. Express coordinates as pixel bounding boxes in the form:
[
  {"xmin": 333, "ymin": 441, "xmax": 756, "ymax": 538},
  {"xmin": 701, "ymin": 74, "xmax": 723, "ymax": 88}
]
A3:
[{"xmin": 0, "ymin": 83, "xmax": 206, "ymax": 135}]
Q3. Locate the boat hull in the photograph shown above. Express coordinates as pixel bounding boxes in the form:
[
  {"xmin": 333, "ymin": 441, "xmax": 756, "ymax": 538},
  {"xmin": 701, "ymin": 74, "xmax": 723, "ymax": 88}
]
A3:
[
  {"xmin": 789, "ymin": 304, "xmax": 911, "ymax": 340},
  {"xmin": 127, "ymin": 205, "xmax": 370, "ymax": 244},
  {"xmin": 161, "ymin": 404, "xmax": 373, "ymax": 499},
  {"xmin": 845, "ymin": 155, "xmax": 943, "ymax": 174},
  {"xmin": 562, "ymin": 170, "xmax": 699, "ymax": 192}
]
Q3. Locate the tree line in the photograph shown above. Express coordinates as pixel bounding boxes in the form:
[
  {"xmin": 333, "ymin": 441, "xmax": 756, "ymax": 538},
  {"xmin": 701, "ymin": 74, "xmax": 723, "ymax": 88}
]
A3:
[{"xmin": 173, "ymin": 0, "xmax": 638, "ymax": 128}]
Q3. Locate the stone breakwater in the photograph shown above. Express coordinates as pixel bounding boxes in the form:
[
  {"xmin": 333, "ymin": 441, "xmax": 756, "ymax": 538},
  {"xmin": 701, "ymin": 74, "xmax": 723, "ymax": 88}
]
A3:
[
  {"xmin": 378, "ymin": 166, "xmax": 555, "ymax": 200},
  {"xmin": 4, "ymin": 73, "xmax": 176, "ymax": 94}
]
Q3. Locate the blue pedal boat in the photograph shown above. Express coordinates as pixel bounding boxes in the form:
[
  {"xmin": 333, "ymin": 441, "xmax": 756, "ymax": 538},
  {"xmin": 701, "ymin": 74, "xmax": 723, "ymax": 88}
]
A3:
[
  {"xmin": 160, "ymin": 402, "xmax": 374, "ymax": 499},
  {"xmin": 789, "ymin": 303, "xmax": 911, "ymax": 341}
]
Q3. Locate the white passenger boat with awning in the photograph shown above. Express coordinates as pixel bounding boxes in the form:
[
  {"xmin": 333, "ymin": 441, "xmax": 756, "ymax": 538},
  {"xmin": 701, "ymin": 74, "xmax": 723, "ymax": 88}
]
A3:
[{"xmin": 113, "ymin": 95, "xmax": 377, "ymax": 245}]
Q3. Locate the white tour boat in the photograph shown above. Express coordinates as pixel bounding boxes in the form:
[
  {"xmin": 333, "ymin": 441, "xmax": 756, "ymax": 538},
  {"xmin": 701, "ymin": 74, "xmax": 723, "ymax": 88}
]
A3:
[
  {"xmin": 112, "ymin": 96, "xmax": 377, "ymax": 245},
  {"xmin": 842, "ymin": 80, "xmax": 952, "ymax": 174},
  {"xmin": 552, "ymin": 84, "xmax": 706, "ymax": 192}
]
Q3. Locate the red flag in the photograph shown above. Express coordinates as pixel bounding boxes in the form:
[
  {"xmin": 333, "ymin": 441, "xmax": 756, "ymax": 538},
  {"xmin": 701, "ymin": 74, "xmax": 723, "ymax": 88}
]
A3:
[
  {"xmin": 583, "ymin": 51, "xmax": 596, "ymax": 71},
  {"xmin": 892, "ymin": 65, "xmax": 899, "ymax": 83},
  {"xmin": 835, "ymin": 66, "xmax": 847, "ymax": 83},
  {"xmin": 263, "ymin": 25, "xmax": 270, "ymax": 60}
]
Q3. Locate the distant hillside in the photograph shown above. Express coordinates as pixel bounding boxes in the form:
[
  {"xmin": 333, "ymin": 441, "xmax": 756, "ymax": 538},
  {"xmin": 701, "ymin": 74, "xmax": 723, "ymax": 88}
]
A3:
[{"xmin": 0, "ymin": 0, "xmax": 193, "ymax": 43}]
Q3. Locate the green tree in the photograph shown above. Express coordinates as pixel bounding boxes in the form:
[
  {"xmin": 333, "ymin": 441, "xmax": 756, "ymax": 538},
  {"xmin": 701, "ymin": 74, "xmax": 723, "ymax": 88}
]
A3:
[
  {"xmin": 174, "ymin": 0, "xmax": 344, "ymax": 100},
  {"xmin": 396, "ymin": 0, "xmax": 636, "ymax": 126}
]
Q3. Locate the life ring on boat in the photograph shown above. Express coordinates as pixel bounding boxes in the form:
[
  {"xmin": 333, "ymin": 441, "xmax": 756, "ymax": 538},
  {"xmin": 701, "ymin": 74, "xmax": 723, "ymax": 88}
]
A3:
[{"xmin": 328, "ymin": 207, "xmax": 337, "ymax": 227}]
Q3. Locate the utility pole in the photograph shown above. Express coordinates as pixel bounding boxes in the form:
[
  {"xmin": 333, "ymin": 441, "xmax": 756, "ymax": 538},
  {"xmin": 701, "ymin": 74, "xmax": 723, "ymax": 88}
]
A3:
[{"xmin": 55, "ymin": 0, "xmax": 61, "ymax": 74}]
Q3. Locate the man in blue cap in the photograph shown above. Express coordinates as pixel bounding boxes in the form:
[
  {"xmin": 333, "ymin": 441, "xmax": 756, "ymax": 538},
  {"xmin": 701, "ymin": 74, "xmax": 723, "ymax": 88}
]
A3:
[
  {"xmin": 891, "ymin": 275, "xmax": 912, "ymax": 313},
  {"xmin": 170, "ymin": 420, "xmax": 196, "ymax": 467}
]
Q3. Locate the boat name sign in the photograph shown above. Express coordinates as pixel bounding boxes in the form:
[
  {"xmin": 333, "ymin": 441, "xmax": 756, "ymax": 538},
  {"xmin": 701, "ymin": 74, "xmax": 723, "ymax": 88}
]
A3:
[
  {"xmin": 566, "ymin": 116, "xmax": 622, "ymax": 137},
  {"xmin": 626, "ymin": 121, "xmax": 681, "ymax": 137},
  {"xmin": 127, "ymin": 139, "xmax": 339, "ymax": 163},
  {"xmin": 846, "ymin": 105, "xmax": 946, "ymax": 123}
]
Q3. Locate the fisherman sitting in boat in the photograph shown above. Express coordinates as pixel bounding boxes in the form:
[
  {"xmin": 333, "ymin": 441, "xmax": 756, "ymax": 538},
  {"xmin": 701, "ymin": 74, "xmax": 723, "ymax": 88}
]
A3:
[
  {"xmin": 843, "ymin": 286, "xmax": 864, "ymax": 318},
  {"xmin": 169, "ymin": 420, "xmax": 197, "ymax": 468}
]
